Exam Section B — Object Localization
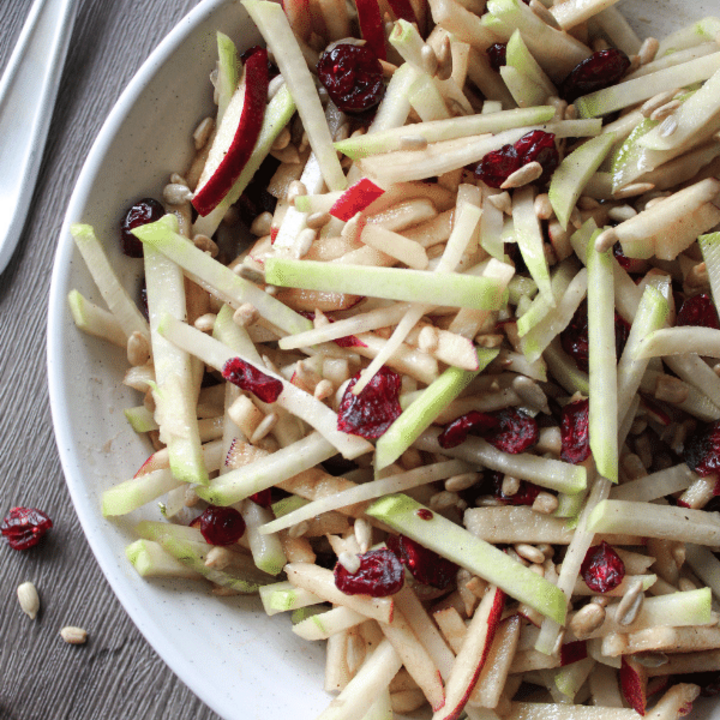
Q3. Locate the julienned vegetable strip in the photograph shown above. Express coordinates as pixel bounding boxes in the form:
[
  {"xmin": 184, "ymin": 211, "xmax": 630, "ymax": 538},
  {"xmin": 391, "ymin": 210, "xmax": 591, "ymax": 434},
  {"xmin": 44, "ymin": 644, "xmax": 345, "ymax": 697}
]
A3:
[
  {"xmin": 264, "ymin": 257, "xmax": 505, "ymax": 310},
  {"xmin": 374, "ymin": 348, "xmax": 498, "ymax": 470},
  {"xmin": 132, "ymin": 219, "xmax": 312, "ymax": 336},
  {"xmin": 586, "ymin": 230, "xmax": 618, "ymax": 484},
  {"xmin": 242, "ymin": 0, "xmax": 347, "ymax": 191},
  {"xmin": 366, "ymin": 494, "xmax": 567, "ymax": 624}
]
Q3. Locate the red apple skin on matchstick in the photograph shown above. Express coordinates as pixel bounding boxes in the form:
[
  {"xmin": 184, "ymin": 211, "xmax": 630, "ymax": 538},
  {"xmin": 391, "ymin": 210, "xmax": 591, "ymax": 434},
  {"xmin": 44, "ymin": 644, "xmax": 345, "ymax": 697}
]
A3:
[
  {"xmin": 192, "ymin": 47, "xmax": 269, "ymax": 217},
  {"xmin": 329, "ymin": 178, "xmax": 385, "ymax": 221},
  {"xmin": 353, "ymin": 0, "xmax": 387, "ymax": 60}
]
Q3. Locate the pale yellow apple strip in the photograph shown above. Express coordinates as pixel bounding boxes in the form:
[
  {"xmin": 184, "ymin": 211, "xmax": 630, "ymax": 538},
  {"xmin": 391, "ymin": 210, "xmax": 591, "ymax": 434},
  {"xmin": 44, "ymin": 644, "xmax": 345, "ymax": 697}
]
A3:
[
  {"xmin": 380, "ymin": 609, "xmax": 446, "ymax": 711},
  {"xmin": 284, "ymin": 563, "xmax": 394, "ymax": 624},
  {"xmin": 468, "ymin": 615, "xmax": 521, "ymax": 709},
  {"xmin": 432, "ymin": 586, "xmax": 505, "ymax": 720}
]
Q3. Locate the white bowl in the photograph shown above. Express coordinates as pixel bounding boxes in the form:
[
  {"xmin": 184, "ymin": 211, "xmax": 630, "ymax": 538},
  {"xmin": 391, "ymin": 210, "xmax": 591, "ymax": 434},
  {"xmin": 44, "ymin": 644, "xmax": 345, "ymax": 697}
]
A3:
[{"xmin": 47, "ymin": 0, "xmax": 720, "ymax": 719}]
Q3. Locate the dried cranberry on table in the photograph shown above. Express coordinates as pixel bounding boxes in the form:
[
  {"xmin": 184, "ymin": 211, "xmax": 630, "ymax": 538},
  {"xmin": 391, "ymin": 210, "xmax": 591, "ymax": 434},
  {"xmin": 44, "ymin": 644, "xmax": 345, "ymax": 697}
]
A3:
[
  {"xmin": 120, "ymin": 197, "xmax": 165, "ymax": 257},
  {"xmin": 580, "ymin": 541, "xmax": 625, "ymax": 593},
  {"xmin": 334, "ymin": 548, "xmax": 404, "ymax": 596},
  {"xmin": 1, "ymin": 507, "xmax": 53, "ymax": 550},
  {"xmin": 676, "ymin": 292, "xmax": 720, "ymax": 329},
  {"xmin": 559, "ymin": 48, "xmax": 631, "ymax": 103},
  {"xmin": 386, "ymin": 534, "xmax": 458, "ymax": 589},
  {"xmin": 560, "ymin": 397, "xmax": 590, "ymax": 465},
  {"xmin": 197, "ymin": 505, "xmax": 246, "ymax": 546},
  {"xmin": 486, "ymin": 42, "xmax": 507, "ymax": 72},
  {"xmin": 222, "ymin": 357, "xmax": 284, "ymax": 403},
  {"xmin": 317, "ymin": 43, "xmax": 385, "ymax": 114},
  {"xmin": 337, "ymin": 367, "xmax": 402, "ymax": 439}
]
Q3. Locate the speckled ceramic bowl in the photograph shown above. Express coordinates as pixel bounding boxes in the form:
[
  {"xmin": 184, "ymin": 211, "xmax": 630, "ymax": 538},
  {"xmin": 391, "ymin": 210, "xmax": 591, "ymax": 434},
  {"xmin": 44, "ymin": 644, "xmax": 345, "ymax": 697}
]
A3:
[{"xmin": 47, "ymin": 1, "xmax": 720, "ymax": 719}]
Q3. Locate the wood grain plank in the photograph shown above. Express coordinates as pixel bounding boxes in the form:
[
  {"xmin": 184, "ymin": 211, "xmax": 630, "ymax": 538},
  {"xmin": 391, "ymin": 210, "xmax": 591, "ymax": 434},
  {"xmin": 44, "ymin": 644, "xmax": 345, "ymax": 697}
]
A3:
[{"xmin": 0, "ymin": 0, "xmax": 221, "ymax": 717}]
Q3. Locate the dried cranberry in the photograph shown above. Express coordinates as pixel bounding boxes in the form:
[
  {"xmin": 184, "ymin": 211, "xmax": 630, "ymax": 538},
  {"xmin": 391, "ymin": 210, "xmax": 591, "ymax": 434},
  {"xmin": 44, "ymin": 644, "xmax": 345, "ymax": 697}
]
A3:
[
  {"xmin": 438, "ymin": 410, "xmax": 499, "ymax": 449},
  {"xmin": 334, "ymin": 548, "xmax": 404, "ymax": 596},
  {"xmin": 222, "ymin": 357, "xmax": 283, "ymax": 403},
  {"xmin": 474, "ymin": 144, "xmax": 521, "ymax": 188},
  {"xmin": 676, "ymin": 293, "xmax": 720, "ymax": 330},
  {"xmin": 1, "ymin": 507, "xmax": 53, "ymax": 550},
  {"xmin": 561, "ymin": 301, "xmax": 630, "ymax": 372},
  {"xmin": 387, "ymin": 534, "xmax": 457, "ymax": 589},
  {"xmin": 581, "ymin": 541, "xmax": 625, "ymax": 593},
  {"xmin": 513, "ymin": 130, "xmax": 559, "ymax": 185},
  {"xmin": 249, "ymin": 489, "xmax": 273, "ymax": 508},
  {"xmin": 484, "ymin": 407, "xmax": 539, "ymax": 454},
  {"xmin": 474, "ymin": 131, "xmax": 558, "ymax": 188},
  {"xmin": 198, "ymin": 505, "xmax": 246, "ymax": 545},
  {"xmin": 560, "ymin": 48, "xmax": 631, "ymax": 103},
  {"xmin": 120, "ymin": 198, "xmax": 164, "ymax": 257},
  {"xmin": 561, "ymin": 398, "xmax": 590, "ymax": 464},
  {"xmin": 560, "ymin": 640, "xmax": 588, "ymax": 666},
  {"xmin": 337, "ymin": 367, "xmax": 402, "ymax": 439},
  {"xmin": 684, "ymin": 420, "xmax": 720, "ymax": 477},
  {"xmin": 491, "ymin": 472, "xmax": 542, "ymax": 505},
  {"xmin": 486, "ymin": 42, "xmax": 507, "ymax": 72},
  {"xmin": 317, "ymin": 43, "xmax": 385, "ymax": 114}
]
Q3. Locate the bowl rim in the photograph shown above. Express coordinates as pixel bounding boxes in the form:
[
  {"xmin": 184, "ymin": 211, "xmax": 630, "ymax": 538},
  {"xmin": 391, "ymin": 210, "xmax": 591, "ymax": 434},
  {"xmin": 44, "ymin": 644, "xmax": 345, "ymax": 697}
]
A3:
[{"xmin": 46, "ymin": 0, "xmax": 239, "ymax": 715}]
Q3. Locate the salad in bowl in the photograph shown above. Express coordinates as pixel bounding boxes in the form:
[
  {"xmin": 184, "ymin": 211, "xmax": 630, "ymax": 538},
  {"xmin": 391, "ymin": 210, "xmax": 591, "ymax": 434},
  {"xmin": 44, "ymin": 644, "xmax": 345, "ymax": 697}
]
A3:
[{"xmin": 48, "ymin": 0, "xmax": 720, "ymax": 718}]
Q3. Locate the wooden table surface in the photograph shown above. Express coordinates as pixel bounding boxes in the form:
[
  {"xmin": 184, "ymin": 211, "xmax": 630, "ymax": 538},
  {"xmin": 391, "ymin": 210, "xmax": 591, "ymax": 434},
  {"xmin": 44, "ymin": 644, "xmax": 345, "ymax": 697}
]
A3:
[{"xmin": 0, "ymin": 1, "xmax": 220, "ymax": 717}]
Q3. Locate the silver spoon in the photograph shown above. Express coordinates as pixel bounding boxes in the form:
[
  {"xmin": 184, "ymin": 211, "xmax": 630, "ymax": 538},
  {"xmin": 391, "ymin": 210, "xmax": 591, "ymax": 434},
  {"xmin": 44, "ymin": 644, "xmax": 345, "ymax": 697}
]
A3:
[{"xmin": 0, "ymin": 0, "xmax": 79, "ymax": 274}]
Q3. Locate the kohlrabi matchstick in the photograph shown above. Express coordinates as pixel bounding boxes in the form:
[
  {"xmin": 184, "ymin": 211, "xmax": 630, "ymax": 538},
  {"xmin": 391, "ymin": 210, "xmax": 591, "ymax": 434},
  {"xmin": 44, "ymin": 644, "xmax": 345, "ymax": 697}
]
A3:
[
  {"xmin": 70, "ymin": 223, "xmax": 149, "ymax": 342},
  {"xmin": 102, "ymin": 468, "xmax": 185, "ymax": 517},
  {"xmin": 257, "ymin": 458, "xmax": 470, "ymax": 535},
  {"xmin": 243, "ymin": 0, "xmax": 347, "ymax": 191},
  {"xmin": 335, "ymin": 106, "xmax": 557, "ymax": 159},
  {"xmin": 144, "ymin": 215, "xmax": 208, "ymax": 485},
  {"xmin": 263, "ymin": 257, "xmax": 505, "ymax": 310},
  {"xmin": 195, "ymin": 432, "xmax": 337, "ymax": 506},
  {"xmin": 588, "ymin": 499, "xmax": 720, "ymax": 545},
  {"xmin": 548, "ymin": 131, "xmax": 616, "ymax": 230},
  {"xmin": 259, "ymin": 581, "xmax": 322, "ymax": 616},
  {"xmin": 512, "ymin": 185, "xmax": 553, "ymax": 302},
  {"xmin": 67, "ymin": 289, "xmax": 126, "ymax": 347},
  {"xmin": 575, "ymin": 52, "xmax": 720, "ymax": 118},
  {"xmin": 375, "ymin": 349, "xmax": 498, "ymax": 470},
  {"xmin": 135, "ymin": 522, "xmax": 264, "ymax": 593},
  {"xmin": 366, "ymin": 493, "xmax": 567, "ymax": 624},
  {"xmin": 126, "ymin": 539, "xmax": 202, "ymax": 579},
  {"xmin": 415, "ymin": 426, "xmax": 587, "ymax": 495},
  {"xmin": 132, "ymin": 217, "xmax": 312, "ymax": 336},
  {"xmin": 587, "ymin": 230, "xmax": 618, "ymax": 483}
]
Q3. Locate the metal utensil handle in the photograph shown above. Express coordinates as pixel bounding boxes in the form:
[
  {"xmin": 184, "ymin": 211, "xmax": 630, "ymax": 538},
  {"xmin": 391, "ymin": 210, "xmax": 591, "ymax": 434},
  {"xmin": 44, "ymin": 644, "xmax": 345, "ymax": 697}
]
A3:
[{"xmin": 0, "ymin": 0, "xmax": 80, "ymax": 274}]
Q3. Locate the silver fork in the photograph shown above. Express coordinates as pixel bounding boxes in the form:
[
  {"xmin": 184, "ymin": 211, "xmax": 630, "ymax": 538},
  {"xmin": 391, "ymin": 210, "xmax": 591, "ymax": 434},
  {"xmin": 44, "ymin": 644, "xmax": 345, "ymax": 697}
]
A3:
[{"xmin": 0, "ymin": 0, "xmax": 79, "ymax": 274}]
